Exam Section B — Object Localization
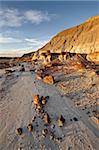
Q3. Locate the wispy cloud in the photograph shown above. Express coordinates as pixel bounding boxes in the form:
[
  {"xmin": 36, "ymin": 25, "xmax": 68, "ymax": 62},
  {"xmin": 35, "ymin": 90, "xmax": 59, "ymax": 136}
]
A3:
[
  {"xmin": 0, "ymin": 36, "xmax": 48, "ymax": 46},
  {"xmin": 0, "ymin": 9, "xmax": 24, "ymax": 27},
  {"xmin": 0, "ymin": 37, "xmax": 22, "ymax": 43},
  {"xmin": 0, "ymin": 8, "xmax": 51, "ymax": 27},
  {"xmin": 25, "ymin": 38, "xmax": 48, "ymax": 46},
  {"xmin": 0, "ymin": 36, "xmax": 49, "ymax": 57}
]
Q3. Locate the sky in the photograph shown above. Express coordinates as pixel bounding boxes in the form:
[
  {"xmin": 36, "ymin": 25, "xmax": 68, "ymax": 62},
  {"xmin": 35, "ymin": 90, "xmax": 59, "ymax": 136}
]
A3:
[{"xmin": 0, "ymin": 1, "xmax": 99, "ymax": 57}]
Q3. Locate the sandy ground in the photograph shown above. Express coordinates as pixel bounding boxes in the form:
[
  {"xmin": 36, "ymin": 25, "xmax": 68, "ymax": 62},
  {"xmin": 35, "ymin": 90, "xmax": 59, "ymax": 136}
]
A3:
[{"xmin": 0, "ymin": 63, "xmax": 99, "ymax": 150}]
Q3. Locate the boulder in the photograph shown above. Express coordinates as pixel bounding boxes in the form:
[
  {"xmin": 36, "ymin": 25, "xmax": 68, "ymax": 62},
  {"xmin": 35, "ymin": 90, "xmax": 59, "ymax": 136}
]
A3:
[
  {"xmin": 36, "ymin": 104, "xmax": 42, "ymax": 113},
  {"xmin": 27, "ymin": 124, "xmax": 33, "ymax": 132},
  {"xmin": 42, "ymin": 128, "xmax": 48, "ymax": 136},
  {"xmin": 15, "ymin": 128, "xmax": 22, "ymax": 135},
  {"xmin": 43, "ymin": 113, "xmax": 50, "ymax": 124},
  {"xmin": 41, "ymin": 96, "xmax": 47, "ymax": 105},
  {"xmin": 43, "ymin": 75, "xmax": 55, "ymax": 85},
  {"xmin": 36, "ymin": 74, "xmax": 42, "ymax": 80},
  {"xmin": 33, "ymin": 95, "xmax": 39, "ymax": 106},
  {"xmin": 57, "ymin": 115, "xmax": 65, "ymax": 127}
]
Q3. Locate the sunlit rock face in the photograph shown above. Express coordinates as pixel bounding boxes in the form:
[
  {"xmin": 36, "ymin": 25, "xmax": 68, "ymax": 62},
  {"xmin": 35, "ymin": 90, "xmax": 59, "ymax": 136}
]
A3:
[
  {"xmin": 32, "ymin": 16, "xmax": 99, "ymax": 63},
  {"xmin": 87, "ymin": 52, "xmax": 99, "ymax": 64}
]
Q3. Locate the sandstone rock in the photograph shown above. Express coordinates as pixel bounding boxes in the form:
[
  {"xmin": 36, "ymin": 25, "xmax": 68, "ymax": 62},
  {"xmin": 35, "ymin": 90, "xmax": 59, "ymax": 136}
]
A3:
[
  {"xmin": 36, "ymin": 104, "xmax": 42, "ymax": 112},
  {"xmin": 36, "ymin": 74, "xmax": 42, "ymax": 80},
  {"xmin": 33, "ymin": 95, "xmax": 39, "ymax": 106},
  {"xmin": 41, "ymin": 96, "xmax": 47, "ymax": 105},
  {"xmin": 43, "ymin": 75, "xmax": 54, "ymax": 85},
  {"xmin": 50, "ymin": 124, "xmax": 55, "ymax": 129},
  {"xmin": 15, "ymin": 128, "xmax": 22, "ymax": 135},
  {"xmin": 42, "ymin": 128, "xmax": 48, "ymax": 136},
  {"xmin": 57, "ymin": 115, "xmax": 65, "ymax": 127},
  {"xmin": 27, "ymin": 124, "xmax": 33, "ymax": 132},
  {"xmin": 31, "ymin": 116, "xmax": 36, "ymax": 122},
  {"xmin": 87, "ymin": 52, "xmax": 99, "ymax": 64},
  {"xmin": 43, "ymin": 113, "xmax": 50, "ymax": 124},
  {"xmin": 32, "ymin": 52, "xmax": 39, "ymax": 61}
]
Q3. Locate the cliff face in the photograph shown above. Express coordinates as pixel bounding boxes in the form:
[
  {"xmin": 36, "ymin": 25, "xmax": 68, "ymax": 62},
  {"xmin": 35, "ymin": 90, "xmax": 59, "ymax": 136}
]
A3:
[{"xmin": 38, "ymin": 16, "xmax": 99, "ymax": 55}]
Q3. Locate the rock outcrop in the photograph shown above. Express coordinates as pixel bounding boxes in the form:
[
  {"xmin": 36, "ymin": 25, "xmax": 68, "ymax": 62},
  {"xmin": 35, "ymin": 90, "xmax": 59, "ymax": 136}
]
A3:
[
  {"xmin": 32, "ymin": 16, "xmax": 99, "ymax": 63},
  {"xmin": 87, "ymin": 52, "xmax": 99, "ymax": 63}
]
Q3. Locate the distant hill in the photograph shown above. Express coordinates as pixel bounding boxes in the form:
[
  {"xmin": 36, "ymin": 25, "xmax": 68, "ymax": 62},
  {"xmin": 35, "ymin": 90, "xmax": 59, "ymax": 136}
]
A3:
[{"xmin": 17, "ymin": 51, "xmax": 35, "ymax": 62}]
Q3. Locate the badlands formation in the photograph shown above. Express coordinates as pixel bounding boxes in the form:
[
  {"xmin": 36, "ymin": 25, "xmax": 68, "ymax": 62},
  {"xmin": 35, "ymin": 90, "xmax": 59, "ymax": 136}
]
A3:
[
  {"xmin": 0, "ymin": 16, "xmax": 99, "ymax": 150},
  {"xmin": 32, "ymin": 16, "xmax": 99, "ymax": 64}
]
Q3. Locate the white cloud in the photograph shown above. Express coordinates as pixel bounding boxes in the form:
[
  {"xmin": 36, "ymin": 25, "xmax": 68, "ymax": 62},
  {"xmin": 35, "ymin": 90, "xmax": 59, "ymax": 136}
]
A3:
[
  {"xmin": 0, "ymin": 37, "xmax": 22, "ymax": 44},
  {"xmin": 25, "ymin": 38, "xmax": 39, "ymax": 43},
  {"xmin": 0, "ymin": 9, "xmax": 24, "ymax": 27},
  {"xmin": 24, "ymin": 10, "xmax": 50, "ymax": 24},
  {"xmin": 25, "ymin": 38, "xmax": 48, "ymax": 48},
  {"xmin": 0, "ymin": 8, "xmax": 51, "ymax": 27},
  {"xmin": 0, "ymin": 36, "xmax": 48, "ymax": 47}
]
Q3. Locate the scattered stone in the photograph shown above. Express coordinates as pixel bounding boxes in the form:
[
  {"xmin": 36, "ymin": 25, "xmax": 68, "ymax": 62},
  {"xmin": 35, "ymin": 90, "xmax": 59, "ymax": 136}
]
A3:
[
  {"xmin": 41, "ymin": 96, "xmax": 47, "ymax": 105},
  {"xmin": 55, "ymin": 138, "xmax": 61, "ymax": 143},
  {"xmin": 36, "ymin": 104, "xmax": 42, "ymax": 113},
  {"xmin": 15, "ymin": 128, "xmax": 22, "ymax": 135},
  {"xmin": 31, "ymin": 116, "xmax": 36, "ymax": 122},
  {"xmin": 57, "ymin": 115, "xmax": 65, "ymax": 127},
  {"xmin": 36, "ymin": 74, "xmax": 42, "ymax": 80},
  {"xmin": 33, "ymin": 95, "xmax": 39, "ymax": 106},
  {"xmin": 43, "ymin": 75, "xmax": 55, "ymax": 85},
  {"xmin": 50, "ymin": 124, "xmax": 55, "ymax": 129},
  {"xmin": 43, "ymin": 113, "xmax": 50, "ymax": 124},
  {"xmin": 42, "ymin": 128, "xmax": 48, "ymax": 136},
  {"xmin": 27, "ymin": 124, "xmax": 33, "ymax": 132}
]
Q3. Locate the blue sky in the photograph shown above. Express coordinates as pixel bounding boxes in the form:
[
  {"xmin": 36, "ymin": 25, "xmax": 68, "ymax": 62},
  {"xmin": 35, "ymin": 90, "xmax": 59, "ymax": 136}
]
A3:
[{"xmin": 0, "ymin": 1, "xmax": 99, "ymax": 57}]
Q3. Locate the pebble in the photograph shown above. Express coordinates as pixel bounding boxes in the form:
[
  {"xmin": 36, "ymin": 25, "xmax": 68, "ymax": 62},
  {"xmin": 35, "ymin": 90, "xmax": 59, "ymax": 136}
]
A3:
[{"xmin": 15, "ymin": 128, "xmax": 22, "ymax": 135}]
